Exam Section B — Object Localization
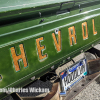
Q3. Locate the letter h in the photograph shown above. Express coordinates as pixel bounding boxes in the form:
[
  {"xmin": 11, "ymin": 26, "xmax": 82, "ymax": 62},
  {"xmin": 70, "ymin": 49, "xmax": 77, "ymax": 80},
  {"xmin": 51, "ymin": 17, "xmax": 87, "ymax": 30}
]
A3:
[{"xmin": 10, "ymin": 44, "xmax": 28, "ymax": 72}]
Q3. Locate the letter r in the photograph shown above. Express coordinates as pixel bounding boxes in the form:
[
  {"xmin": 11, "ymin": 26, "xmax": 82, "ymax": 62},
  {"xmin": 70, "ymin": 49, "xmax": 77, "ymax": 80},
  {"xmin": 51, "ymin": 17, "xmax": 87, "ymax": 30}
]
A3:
[
  {"xmin": 68, "ymin": 26, "xmax": 77, "ymax": 46},
  {"xmin": 10, "ymin": 44, "xmax": 28, "ymax": 72}
]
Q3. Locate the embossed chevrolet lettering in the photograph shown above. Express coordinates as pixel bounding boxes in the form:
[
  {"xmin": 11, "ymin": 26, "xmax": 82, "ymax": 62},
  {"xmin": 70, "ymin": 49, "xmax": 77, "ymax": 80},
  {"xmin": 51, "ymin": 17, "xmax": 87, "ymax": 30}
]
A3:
[
  {"xmin": 10, "ymin": 19, "xmax": 97, "ymax": 72},
  {"xmin": 0, "ymin": 0, "xmax": 100, "ymax": 99}
]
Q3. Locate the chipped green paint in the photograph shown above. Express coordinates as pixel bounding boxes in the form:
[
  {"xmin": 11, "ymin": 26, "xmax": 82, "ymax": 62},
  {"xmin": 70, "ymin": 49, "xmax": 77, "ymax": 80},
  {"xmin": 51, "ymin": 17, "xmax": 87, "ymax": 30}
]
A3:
[
  {"xmin": 0, "ymin": 0, "xmax": 100, "ymax": 99},
  {"xmin": 0, "ymin": 75, "xmax": 2, "ymax": 80}
]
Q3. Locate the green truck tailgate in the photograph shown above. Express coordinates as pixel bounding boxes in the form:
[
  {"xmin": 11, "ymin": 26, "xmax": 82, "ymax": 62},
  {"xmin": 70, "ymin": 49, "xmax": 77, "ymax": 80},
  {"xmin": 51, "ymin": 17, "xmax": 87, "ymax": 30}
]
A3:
[{"xmin": 0, "ymin": 0, "xmax": 100, "ymax": 99}]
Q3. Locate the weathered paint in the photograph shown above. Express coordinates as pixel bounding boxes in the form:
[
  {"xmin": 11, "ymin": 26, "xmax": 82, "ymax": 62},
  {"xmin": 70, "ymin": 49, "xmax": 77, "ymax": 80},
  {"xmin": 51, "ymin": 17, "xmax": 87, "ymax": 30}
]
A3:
[
  {"xmin": 92, "ymin": 19, "xmax": 97, "ymax": 35},
  {"xmin": 10, "ymin": 44, "xmax": 28, "ymax": 72},
  {"xmin": 82, "ymin": 22, "xmax": 88, "ymax": 40},
  {"xmin": 68, "ymin": 26, "xmax": 77, "ymax": 46},
  {"xmin": 36, "ymin": 37, "xmax": 47, "ymax": 61},
  {"xmin": 52, "ymin": 31, "xmax": 61, "ymax": 52},
  {"xmin": 0, "ymin": 0, "xmax": 100, "ymax": 99}
]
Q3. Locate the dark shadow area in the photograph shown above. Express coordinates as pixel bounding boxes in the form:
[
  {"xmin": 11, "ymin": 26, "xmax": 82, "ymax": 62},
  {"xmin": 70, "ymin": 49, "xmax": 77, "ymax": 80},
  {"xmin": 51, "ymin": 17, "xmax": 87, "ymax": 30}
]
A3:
[{"xmin": 86, "ymin": 47, "xmax": 100, "ymax": 58}]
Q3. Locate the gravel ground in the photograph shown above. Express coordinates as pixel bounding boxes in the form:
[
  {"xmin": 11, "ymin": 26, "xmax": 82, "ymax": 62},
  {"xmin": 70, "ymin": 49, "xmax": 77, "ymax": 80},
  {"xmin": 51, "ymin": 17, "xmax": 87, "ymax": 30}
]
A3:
[
  {"xmin": 73, "ymin": 80, "xmax": 100, "ymax": 100},
  {"xmin": 1, "ymin": 44, "xmax": 100, "ymax": 100}
]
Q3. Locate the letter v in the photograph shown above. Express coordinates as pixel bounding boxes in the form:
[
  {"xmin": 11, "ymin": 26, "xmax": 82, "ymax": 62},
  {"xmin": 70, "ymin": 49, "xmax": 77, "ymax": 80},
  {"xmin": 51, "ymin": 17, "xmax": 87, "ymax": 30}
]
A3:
[{"xmin": 52, "ymin": 31, "xmax": 61, "ymax": 52}]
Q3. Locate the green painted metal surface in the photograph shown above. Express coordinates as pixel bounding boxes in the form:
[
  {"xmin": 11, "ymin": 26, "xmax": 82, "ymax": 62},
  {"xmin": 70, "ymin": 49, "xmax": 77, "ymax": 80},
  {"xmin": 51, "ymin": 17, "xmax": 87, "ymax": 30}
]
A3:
[
  {"xmin": 0, "ymin": 0, "xmax": 100, "ymax": 99},
  {"xmin": 0, "ymin": 0, "xmax": 73, "ymax": 12}
]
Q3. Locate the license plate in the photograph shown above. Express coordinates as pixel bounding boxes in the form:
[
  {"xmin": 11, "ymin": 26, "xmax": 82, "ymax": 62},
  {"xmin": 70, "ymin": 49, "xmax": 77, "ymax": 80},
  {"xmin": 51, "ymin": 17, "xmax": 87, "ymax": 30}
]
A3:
[{"xmin": 60, "ymin": 58, "xmax": 88, "ymax": 92}]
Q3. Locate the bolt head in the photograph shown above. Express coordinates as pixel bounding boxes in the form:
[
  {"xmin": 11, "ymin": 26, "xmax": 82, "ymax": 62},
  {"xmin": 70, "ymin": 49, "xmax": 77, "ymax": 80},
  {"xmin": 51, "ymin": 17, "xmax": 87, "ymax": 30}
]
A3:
[
  {"xmin": 51, "ymin": 65, "xmax": 54, "ymax": 70},
  {"xmin": 31, "ymin": 76, "xmax": 35, "ymax": 81}
]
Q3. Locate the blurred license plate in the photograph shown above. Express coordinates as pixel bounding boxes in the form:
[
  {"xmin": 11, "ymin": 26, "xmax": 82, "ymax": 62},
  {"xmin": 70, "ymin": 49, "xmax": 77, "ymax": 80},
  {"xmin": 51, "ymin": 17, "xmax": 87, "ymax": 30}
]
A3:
[{"xmin": 60, "ymin": 58, "xmax": 87, "ymax": 91}]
